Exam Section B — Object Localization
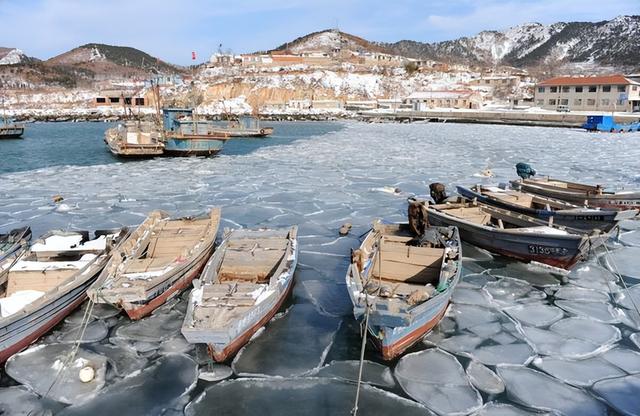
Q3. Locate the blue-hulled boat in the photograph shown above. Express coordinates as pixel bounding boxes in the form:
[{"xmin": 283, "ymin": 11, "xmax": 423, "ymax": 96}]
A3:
[
  {"xmin": 582, "ymin": 115, "xmax": 640, "ymax": 133},
  {"xmin": 346, "ymin": 206, "xmax": 461, "ymax": 360},
  {"xmin": 457, "ymin": 185, "xmax": 637, "ymax": 232},
  {"xmin": 162, "ymin": 108, "xmax": 230, "ymax": 156}
]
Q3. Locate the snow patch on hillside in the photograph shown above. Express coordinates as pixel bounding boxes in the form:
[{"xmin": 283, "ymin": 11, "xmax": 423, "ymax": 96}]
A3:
[{"xmin": 0, "ymin": 49, "xmax": 26, "ymax": 65}]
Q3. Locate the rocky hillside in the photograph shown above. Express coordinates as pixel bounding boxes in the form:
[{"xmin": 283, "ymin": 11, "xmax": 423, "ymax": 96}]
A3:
[
  {"xmin": 0, "ymin": 48, "xmax": 35, "ymax": 65},
  {"xmin": 381, "ymin": 15, "xmax": 640, "ymax": 68},
  {"xmin": 270, "ymin": 29, "xmax": 389, "ymax": 55}
]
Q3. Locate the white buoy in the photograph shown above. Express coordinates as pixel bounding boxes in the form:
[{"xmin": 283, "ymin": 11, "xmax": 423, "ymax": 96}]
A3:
[{"xmin": 79, "ymin": 366, "xmax": 95, "ymax": 383}]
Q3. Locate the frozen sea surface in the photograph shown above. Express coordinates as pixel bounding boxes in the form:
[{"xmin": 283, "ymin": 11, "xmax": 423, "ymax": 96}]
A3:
[{"xmin": 1, "ymin": 121, "xmax": 640, "ymax": 414}]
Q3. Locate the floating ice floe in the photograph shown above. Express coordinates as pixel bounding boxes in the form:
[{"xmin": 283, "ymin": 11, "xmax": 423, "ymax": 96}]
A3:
[
  {"xmin": 448, "ymin": 304, "xmax": 501, "ymax": 330},
  {"xmin": 483, "ymin": 277, "xmax": 546, "ymax": 306},
  {"xmin": 198, "ymin": 364, "xmax": 233, "ymax": 382},
  {"xmin": 471, "ymin": 402, "xmax": 547, "ymax": 415},
  {"xmin": 555, "ymin": 286, "xmax": 610, "ymax": 302},
  {"xmin": 592, "ymin": 374, "xmax": 640, "ymax": 416},
  {"xmin": 452, "ymin": 287, "xmax": 492, "ymax": 306},
  {"xmin": 85, "ymin": 344, "xmax": 148, "ymax": 378},
  {"xmin": 567, "ymin": 263, "xmax": 617, "ymax": 291},
  {"xmin": 554, "ymin": 300, "xmax": 620, "ymax": 324},
  {"xmin": 58, "ymin": 320, "xmax": 109, "ymax": 344},
  {"xmin": 618, "ymin": 230, "xmax": 640, "ymax": 247},
  {"xmin": 232, "ymin": 303, "xmax": 340, "ymax": 377},
  {"xmin": 533, "ymin": 356, "xmax": 626, "ymax": 387},
  {"xmin": 5, "ymin": 344, "xmax": 108, "ymax": 404},
  {"xmin": 603, "ymin": 247, "xmax": 640, "ymax": 281},
  {"xmin": 504, "ymin": 304, "xmax": 564, "ymax": 327},
  {"xmin": 470, "ymin": 344, "xmax": 536, "ymax": 366},
  {"xmin": 184, "ymin": 377, "xmax": 430, "ymax": 415},
  {"xmin": 489, "ymin": 263, "xmax": 563, "ymax": 287},
  {"xmin": 614, "ymin": 283, "xmax": 640, "ymax": 310},
  {"xmin": 0, "ymin": 386, "xmax": 63, "ymax": 415},
  {"xmin": 311, "ymin": 360, "xmax": 396, "ymax": 389},
  {"xmin": 458, "ymin": 273, "xmax": 497, "ymax": 289},
  {"xmin": 300, "ymin": 280, "xmax": 353, "ymax": 316},
  {"xmin": 395, "ymin": 348, "xmax": 483, "ymax": 415},
  {"xmin": 520, "ymin": 326, "xmax": 611, "ymax": 359},
  {"xmin": 114, "ymin": 310, "xmax": 183, "ymax": 342},
  {"xmin": 600, "ymin": 348, "xmax": 640, "ymax": 373},
  {"xmin": 550, "ymin": 317, "xmax": 621, "ymax": 345},
  {"xmin": 466, "ymin": 360, "xmax": 505, "ymax": 395},
  {"xmin": 497, "ymin": 365, "xmax": 606, "ymax": 416},
  {"xmin": 158, "ymin": 336, "xmax": 193, "ymax": 355},
  {"xmin": 59, "ymin": 354, "xmax": 198, "ymax": 416}
]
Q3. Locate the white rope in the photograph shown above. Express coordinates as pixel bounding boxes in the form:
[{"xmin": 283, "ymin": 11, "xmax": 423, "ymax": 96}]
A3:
[
  {"xmin": 602, "ymin": 243, "xmax": 640, "ymax": 318},
  {"xmin": 44, "ymin": 298, "xmax": 96, "ymax": 398},
  {"xmin": 351, "ymin": 301, "xmax": 370, "ymax": 416}
]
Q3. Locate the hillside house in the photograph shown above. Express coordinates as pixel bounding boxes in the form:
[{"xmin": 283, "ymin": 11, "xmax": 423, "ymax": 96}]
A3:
[
  {"xmin": 534, "ymin": 74, "xmax": 640, "ymax": 112},
  {"xmin": 94, "ymin": 89, "xmax": 153, "ymax": 108},
  {"xmin": 404, "ymin": 90, "xmax": 481, "ymax": 110}
]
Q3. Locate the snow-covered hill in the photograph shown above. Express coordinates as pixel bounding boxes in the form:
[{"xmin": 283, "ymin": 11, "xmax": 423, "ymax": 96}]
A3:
[
  {"xmin": 382, "ymin": 15, "xmax": 640, "ymax": 68},
  {"xmin": 0, "ymin": 48, "xmax": 29, "ymax": 65}
]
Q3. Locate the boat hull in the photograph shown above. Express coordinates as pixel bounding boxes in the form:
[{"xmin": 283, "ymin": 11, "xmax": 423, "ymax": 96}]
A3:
[
  {"xmin": 163, "ymin": 137, "xmax": 225, "ymax": 156},
  {"xmin": 457, "ymin": 186, "xmax": 632, "ymax": 232},
  {"xmin": 122, "ymin": 254, "xmax": 209, "ymax": 320},
  {"xmin": 511, "ymin": 180, "xmax": 640, "ymax": 210},
  {"xmin": 427, "ymin": 209, "xmax": 603, "ymax": 269},
  {"xmin": 208, "ymin": 275, "xmax": 295, "ymax": 362}
]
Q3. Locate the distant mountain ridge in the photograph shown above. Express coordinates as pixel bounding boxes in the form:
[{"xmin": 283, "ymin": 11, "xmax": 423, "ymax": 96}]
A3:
[{"xmin": 379, "ymin": 15, "xmax": 640, "ymax": 68}]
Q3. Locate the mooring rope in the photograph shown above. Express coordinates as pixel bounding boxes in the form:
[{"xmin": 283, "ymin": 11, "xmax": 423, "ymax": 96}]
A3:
[
  {"xmin": 351, "ymin": 299, "xmax": 371, "ymax": 416},
  {"xmin": 44, "ymin": 298, "xmax": 96, "ymax": 398},
  {"xmin": 603, "ymin": 243, "xmax": 640, "ymax": 318}
]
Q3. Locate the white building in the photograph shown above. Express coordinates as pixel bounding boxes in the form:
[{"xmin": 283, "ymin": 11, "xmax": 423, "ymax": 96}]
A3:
[{"xmin": 404, "ymin": 90, "xmax": 481, "ymax": 110}]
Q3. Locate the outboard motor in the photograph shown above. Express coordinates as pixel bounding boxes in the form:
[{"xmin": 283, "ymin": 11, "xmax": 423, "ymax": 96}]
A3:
[
  {"xmin": 516, "ymin": 162, "xmax": 536, "ymax": 179},
  {"xmin": 429, "ymin": 183, "xmax": 448, "ymax": 204}
]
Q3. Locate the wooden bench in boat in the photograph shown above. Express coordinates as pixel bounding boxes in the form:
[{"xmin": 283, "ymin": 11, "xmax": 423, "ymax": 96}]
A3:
[
  {"xmin": 372, "ymin": 236, "xmax": 445, "ymax": 285},
  {"xmin": 484, "ymin": 191, "xmax": 533, "ymax": 208},
  {"xmin": 218, "ymin": 238, "xmax": 288, "ymax": 283},
  {"xmin": 193, "ymin": 282, "xmax": 267, "ymax": 329},
  {"xmin": 440, "ymin": 206, "xmax": 491, "ymax": 225}
]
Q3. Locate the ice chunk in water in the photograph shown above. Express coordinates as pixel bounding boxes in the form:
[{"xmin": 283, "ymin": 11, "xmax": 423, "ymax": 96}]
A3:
[
  {"xmin": 549, "ymin": 317, "xmax": 621, "ymax": 345},
  {"xmin": 497, "ymin": 365, "xmax": 607, "ymax": 416},
  {"xmin": 555, "ymin": 300, "xmax": 620, "ymax": 324},
  {"xmin": 299, "ymin": 280, "xmax": 353, "ymax": 317},
  {"xmin": 533, "ymin": 356, "xmax": 626, "ymax": 386},
  {"xmin": 184, "ymin": 377, "xmax": 430, "ymax": 415},
  {"xmin": 483, "ymin": 277, "xmax": 545, "ymax": 305},
  {"xmin": 470, "ymin": 344, "xmax": 535, "ymax": 366},
  {"xmin": 232, "ymin": 304, "xmax": 340, "ymax": 377},
  {"xmin": 85, "ymin": 344, "xmax": 148, "ymax": 377},
  {"xmin": 631, "ymin": 332, "xmax": 640, "ymax": 350},
  {"xmin": 505, "ymin": 304, "xmax": 564, "ymax": 327},
  {"xmin": 59, "ymin": 354, "xmax": 198, "ymax": 416},
  {"xmin": 449, "ymin": 304, "xmax": 500, "ymax": 330},
  {"xmin": 521, "ymin": 326, "xmax": 606, "ymax": 359},
  {"xmin": 452, "ymin": 287, "xmax": 492, "ymax": 306},
  {"xmin": 311, "ymin": 360, "xmax": 396, "ymax": 389},
  {"xmin": 603, "ymin": 247, "xmax": 640, "ymax": 281},
  {"xmin": 5, "ymin": 344, "xmax": 108, "ymax": 404},
  {"xmin": 198, "ymin": 364, "xmax": 233, "ymax": 382},
  {"xmin": 568, "ymin": 263, "xmax": 617, "ymax": 291},
  {"xmin": 489, "ymin": 263, "xmax": 563, "ymax": 287},
  {"xmin": 592, "ymin": 374, "xmax": 640, "ymax": 416},
  {"xmin": 555, "ymin": 286, "xmax": 610, "ymax": 302},
  {"xmin": 614, "ymin": 283, "xmax": 640, "ymax": 310},
  {"xmin": 58, "ymin": 320, "xmax": 109, "ymax": 344},
  {"xmin": 395, "ymin": 348, "xmax": 482, "ymax": 415},
  {"xmin": 114, "ymin": 310, "xmax": 183, "ymax": 342},
  {"xmin": 466, "ymin": 360, "xmax": 505, "ymax": 394},
  {"xmin": 468, "ymin": 322, "xmax": 503, "ymax": 338},
  {"xmin": 158, "ymin": 336, "xmax": 194, "ymax": 355},
  {"xmin": 471, "ymin": 402, "xmax": 545, "ymax": 415},
  {"xmin": 601, "ymin": 348, "xmax": 640, "ymax": 374},
  {"xmin": 458, "ymin": 273, "xmax": 497, "ymax": 289},
  {"xmin": 426, "ymin": 333, "xmax": 485, "ymax": 356},
  {"xmin": 0, "ymin": 386, "xmax": 63, "ymax": 415}
]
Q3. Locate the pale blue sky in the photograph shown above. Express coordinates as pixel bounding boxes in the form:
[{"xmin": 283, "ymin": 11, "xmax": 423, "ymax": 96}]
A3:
[{"xmin": 0, "ymin": 0, "xmax": 637, "ymax": 64}]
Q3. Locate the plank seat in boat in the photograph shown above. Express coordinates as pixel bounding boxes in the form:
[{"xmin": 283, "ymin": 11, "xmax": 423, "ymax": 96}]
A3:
[
  {"xmin": 218, "ymin": 238, "xmax": 287, "ymax": 283},
  {"xmin": 373, "ymin": 238, "xmax": 444, "ymax": 285},
  {"xmin": 440, "ymin": 206, "xmax": 491, "ymax": 225},
  {"xmin": 193, "ymin": 282, "xmax": 267, "ymax": 328}
]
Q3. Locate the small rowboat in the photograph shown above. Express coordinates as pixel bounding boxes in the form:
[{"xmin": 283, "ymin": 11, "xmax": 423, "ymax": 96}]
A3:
[
  {"xmin": 510, "ymin": 177, "xmax": 640, "ymax": 210},
  {"xmin": 346, "ymin": 211, "xmax": 461, "ymax": 360},
  {"xmin": 181, "ymin": 226, "xmax": 298, "ymax": 362},
  {"xmin": 0, "ymin": 229, "xmax": 127, "ymax": 363},
  {"xmin": 0, "ymin": 227, "xmax": 31, "ymax": 284},
  {"xmin": 88, "ymin": 209, "xmax": 221, "ymax": 320},
  {"xmin": 104, "ymin": 121, "xmax": 165, "ymax": 158},
  {"xmin": 424, "ymin": 198, "xmax": 609, "ymax": 270},
  {"xmin": 457, "ymin": 185, "xmax": 637, "ymax": 232}
]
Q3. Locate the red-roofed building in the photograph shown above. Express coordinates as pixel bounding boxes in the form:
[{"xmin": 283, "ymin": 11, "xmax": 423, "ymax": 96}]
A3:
[{"xmin": 534, "ymin": 74, "xmax": 640, "ymax": 112}]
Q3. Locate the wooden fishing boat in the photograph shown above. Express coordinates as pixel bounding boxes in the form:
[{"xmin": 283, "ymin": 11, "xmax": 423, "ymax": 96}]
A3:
[
  {"xmin": 88, "ymin": 209, "xmax": 221, "ymax": 320},
  {"xmin": 162, "ymin": 108, "xmax": 230, "ymax": 156},
  {"xmin": 0, "ymin": 227, "xmax": 31, "ymax": 284},
  {"xmin": 0, "ymin": 123, "xmax": 24, "ymax": 139},
  {"xmin": 457, "ymin": 185, "xmax": 637, "ymax": 232},
  {"xmin": 0, "ymin": 229, "xmax": 127, "ymax": 363},
  {"xmin": 104, "ymin": 121, "xmax": 164, "ymax": 158},
  {"xmin": 210, "ymin": 117, "xmax": 274, "ymax": 138},
  {"xmin": 181, "ymin": 226, "xmax": 298, "ymax": 362},
  {"xmin": 510, "ymin": 177, "xmax": 640, "ymax": 210},
  {"xmin": 424, "ymin": 198, "xmax": 609, "ymax": 270},
  {"xmin": 347, "ymin": 217, "xmax": 461, "ymax": 361}
]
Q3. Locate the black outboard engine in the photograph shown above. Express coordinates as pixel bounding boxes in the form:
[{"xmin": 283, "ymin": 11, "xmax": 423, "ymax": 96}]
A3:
[
  {"xmin": 429, "ymin": 183, "xmax": 448, "ymax": 204},
  {"xmin": 516, "ymin": 162, "xmax": 536, "ymax": 179}
]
